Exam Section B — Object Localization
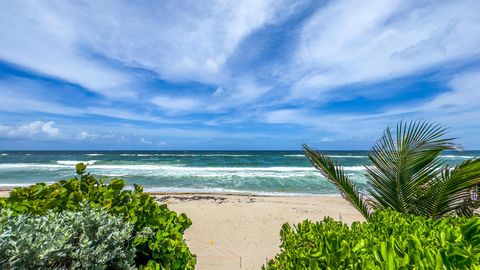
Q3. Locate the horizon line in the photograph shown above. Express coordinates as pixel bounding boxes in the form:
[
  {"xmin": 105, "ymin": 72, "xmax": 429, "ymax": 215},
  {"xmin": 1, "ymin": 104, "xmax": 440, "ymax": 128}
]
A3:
[{"xmin": 1, "ymin": 149, "xmax": 479, "ymax": 152}]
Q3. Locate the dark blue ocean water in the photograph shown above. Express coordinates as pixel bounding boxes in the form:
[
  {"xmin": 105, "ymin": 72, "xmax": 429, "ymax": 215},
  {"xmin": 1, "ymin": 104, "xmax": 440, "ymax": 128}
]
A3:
[{"xmin": 0, "ymin": 151, "xmax": 478, "ymax": 195}]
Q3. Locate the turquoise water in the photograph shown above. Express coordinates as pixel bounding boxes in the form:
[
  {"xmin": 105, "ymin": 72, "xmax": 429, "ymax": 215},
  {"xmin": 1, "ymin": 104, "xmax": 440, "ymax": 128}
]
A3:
[{"xmin": 0, "ymin": 151, "xmax": 478, "ymax": 195}]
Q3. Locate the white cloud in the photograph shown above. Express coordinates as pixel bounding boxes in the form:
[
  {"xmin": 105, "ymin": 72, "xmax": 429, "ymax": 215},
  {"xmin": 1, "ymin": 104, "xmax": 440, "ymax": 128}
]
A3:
[
  {"xmin": 151, "ymin": 95, "xmax": 199, "ymax": 112},
  {"xmin": 206, "ymin": 79, "xmax": 273, "ymax": 112},
  {"xmin": 0, "ymin": 1, "xmax": 134, "ymax": 98},
  {"xmin": 76, "ymin": 131, "xmax": 95, "ymax": 140},
  {"xmin": 72, "ymin": 129, "xmax": 155, "ymax": 144},
  {"xmin": 0, "ymin": 79, "xmax": 181, "ymax": 124},
  {"xmin": 2, "ymin": 0, "xmax": 479, "ymax": 106},
  {"xmin": 227, "ymin": 79, "xmax": 273, "ymax": 104},
  {"xmin": 0, "ymin": 0, "xmax": 285, "ymax": 100},
  {"xmin": 423, "ymin": 71, "xmax": 480, "ymax": 110},
  {"xmin": 85, "ymin": 107, "xmax": 178, "ymax": 124},
  {"xmin": 262, "ymin": 69, "xmax": 480, "ymax": 144},
  {"xmin": 263, "ymin": 109, "xmax": 310, "ymax": 125},
  {"xmin": 140, "ymin": 137, "xmax": 152, "ymax": 144},
  {"xmin": 262, "ymin": 107, "xmax": 407, "ymax": 145},
  {"xmin": 0, "ymin": 121, "xmax": 60, "ymax": 140},
  {"xmin": 320, "ymin": 137, "xmax": 333, "ymax": 142},
  {"xmin": 0, "ymin": 90, "xmax": 176, "ymax": 124},
  {"xmin": 289, "ymin": 0, "xmax": 480, "ymax": 100},
  {"xmin": 151, "ymin": 78, "xmax": 273, "ymax": 113},
  {"xmin": 376, "ymin": 70, "xmax": 480, "ymax": 117},
  {"xmin": 39, "ymin": 0, "xmax": 282, "ymax": 84}
]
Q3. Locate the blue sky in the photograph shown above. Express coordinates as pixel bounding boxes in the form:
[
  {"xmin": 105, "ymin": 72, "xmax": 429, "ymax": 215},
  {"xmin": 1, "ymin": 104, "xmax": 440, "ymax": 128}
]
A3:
[{"xmin": 0, "ymin": 0, "xmax": 480, "ymax": 150}]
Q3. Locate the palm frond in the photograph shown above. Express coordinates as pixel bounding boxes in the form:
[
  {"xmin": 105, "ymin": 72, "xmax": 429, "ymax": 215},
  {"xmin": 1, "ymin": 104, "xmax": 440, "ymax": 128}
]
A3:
[
  {"xmin": 425, "ymin": 159, "xmax": 480, "ymax": 218},
  {"xmin": 366, "ymin": 120, "xmax": 457, "ymax": 215},
  {"xmin": 303, "ymin": 144, "xmax": 371, "ymax": 219}
]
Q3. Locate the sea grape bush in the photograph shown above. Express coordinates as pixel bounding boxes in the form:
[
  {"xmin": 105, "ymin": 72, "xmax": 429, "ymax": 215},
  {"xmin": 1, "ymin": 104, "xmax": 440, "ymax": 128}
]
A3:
[
  {"xmin": 0, "ymin": 163, "xmax": 196, "ymax": 269},
  {"xmin": 0, "ymin": 206, "xmax": 135, "ymax": 270},
  {"xmin": 265, "ymin": 210, "xmax": 480, "ymax": 269}
]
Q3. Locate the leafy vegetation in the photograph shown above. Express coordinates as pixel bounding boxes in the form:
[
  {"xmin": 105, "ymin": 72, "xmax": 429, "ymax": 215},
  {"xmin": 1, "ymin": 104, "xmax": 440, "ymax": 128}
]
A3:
[
  {"xmin": 265, "ymin": 210, "xmax": 480, "ymax": 269},
  {"xmin": 0, "ymin": 206, "xmax": 135, "ymax": 270},
  {"xmin": 304, "ymin": 120, "xmax": 480, "ymax": 219},
  {"xmin": 0, "ymin": 163, "xmax": 196, "ymax": 269}
]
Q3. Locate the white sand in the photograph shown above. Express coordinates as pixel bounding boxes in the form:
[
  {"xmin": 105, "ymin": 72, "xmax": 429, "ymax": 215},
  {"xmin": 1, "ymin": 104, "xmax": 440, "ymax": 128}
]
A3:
[{"xmin": 159, "ymin": 194, "xmax": 364, "ymax": 270}]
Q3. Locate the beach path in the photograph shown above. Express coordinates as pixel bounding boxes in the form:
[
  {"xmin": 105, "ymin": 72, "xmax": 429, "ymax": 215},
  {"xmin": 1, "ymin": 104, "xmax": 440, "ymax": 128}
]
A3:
[{"xmin": 161, "ymin": 194, "xmax": 364, "ymax": 270}]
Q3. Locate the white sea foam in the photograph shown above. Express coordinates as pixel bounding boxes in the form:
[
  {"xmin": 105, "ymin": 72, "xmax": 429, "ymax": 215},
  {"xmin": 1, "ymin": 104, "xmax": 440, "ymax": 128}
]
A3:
[
  {"xmin": 90, "ymin": 165, "xmax": 366, "ymax": 179},
  {"xmin": 161, "ymin": 154, "xmax": 252, "ymax": 157},
  {"xmin": 85, "ymin": 153, "xmax": 103, "ymax": 156},
  {"xmin": 289, "ymin": 154, "xmax": 477, "ymax": 159},
  {"xmin": 0, "ymin": 154, "xmax": 8, "ymax": 156},
  {"xmin": 202, "ymin": 154, "xmax": 253, "ymax": 157},
  {"xmin": 0, "ymin": 163, "xmax": 365, "ymax": 172},
  {"xmin": 0, "ymin": 182, "xmax": 340, "ymax": 196},
  {"xmin": 441, "ymin": 155, "xmax": 475, "ymax": 159},
  {"xmin": 0, "ymin": 182, "xmax": 55, "ymax": 187},
  {"xmin": 343, "ymin": 166, "xmax": 367, "ymax": 171},
  {"xmin": 0, "ymin": 162, "xmax": 366, "ymax": 182},
  {"xmin": 120, "ymin": 154, "xmax": 156, "ymax": 157},
  {"xmin": 0, "ymin": 163, "xmax": 65, "ymax": 169},
  {"xmin": 103, "ymin": 173, "xmax": 129, "ymax": 177},
  {"xmin": 90, "ymin": 165, "xmax": 317, "ymax": 171},
  {"xmin": 155, "ymin": 153, "xmax": 254, "ymax": 157},
  {"xmin": 158, "ymin": 154, "xmax": 199, "ymax": 157},
  {"xmin": 139, "ymin": 186, "xmax": 341, "ymax": 196},
  {"xmin": 56, "ymin": 160, "xmax": 97, "ymax": 165},
  {"xmin": 0, "ymin": 183, "xmax": 32, "ymax": 187},
  {"xmin": 331, "ymin": 155, "xmax": 367, "ymax": 158},
  {"xmin": 66, "ymin": 169, "xmax": 319, "ymax": 179},
  {"xmin": 284, "ymin": 154, "xmax": 367, "ymax": 158}
]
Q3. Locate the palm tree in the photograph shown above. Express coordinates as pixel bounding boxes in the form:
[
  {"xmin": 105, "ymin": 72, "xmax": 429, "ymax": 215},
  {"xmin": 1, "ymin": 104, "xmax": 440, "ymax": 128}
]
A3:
[{"xmin": 303, "ymin": 120, "xmax": 480, "ymax": 220}]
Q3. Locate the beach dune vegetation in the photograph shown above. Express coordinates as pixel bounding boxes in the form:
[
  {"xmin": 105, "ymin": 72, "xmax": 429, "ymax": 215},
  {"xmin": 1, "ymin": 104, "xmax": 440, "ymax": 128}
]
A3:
[
  {"xmin": 0, "ymin": 164, "xmax": 196, "ymax": 269},
  {"xmin": 265, "ymin": 210, "xmax": 480, "ymax": 269},
  {"xmin": 0, "ymin": 206, "xmax": 135, "ymax": 269},
  {"xmin": 303, "ymin": 120, "xmax": 480, "ymax": 219}
]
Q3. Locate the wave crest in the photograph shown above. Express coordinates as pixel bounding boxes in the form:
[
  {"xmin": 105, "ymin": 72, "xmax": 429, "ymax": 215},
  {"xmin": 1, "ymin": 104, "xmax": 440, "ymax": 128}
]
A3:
[{"xmin": 56, "ymin": 160, "xmax": 97, "ymax": 165}]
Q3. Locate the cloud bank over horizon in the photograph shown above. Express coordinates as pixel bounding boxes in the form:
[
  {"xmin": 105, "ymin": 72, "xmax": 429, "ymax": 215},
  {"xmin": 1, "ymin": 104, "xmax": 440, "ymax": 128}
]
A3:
[{"xmin": 0, "ymin": 0, "xmax": 480, "ymax": 150}]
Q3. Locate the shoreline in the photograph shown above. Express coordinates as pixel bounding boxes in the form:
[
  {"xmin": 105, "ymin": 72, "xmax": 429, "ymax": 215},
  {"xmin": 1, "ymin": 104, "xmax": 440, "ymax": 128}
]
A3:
[
  {"xmin": 147, "ymin": 191, "xmax": 343, "ymax": 197},
  {"xmin": 0, "ymin": 186, "xmax": 343, "ymax": 197}
]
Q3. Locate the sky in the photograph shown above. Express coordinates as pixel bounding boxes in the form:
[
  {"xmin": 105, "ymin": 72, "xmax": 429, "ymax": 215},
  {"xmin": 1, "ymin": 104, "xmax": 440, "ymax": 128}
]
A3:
[{"xmin": 0, "ymin": 0, "xmax": 480, "ymax": 150}]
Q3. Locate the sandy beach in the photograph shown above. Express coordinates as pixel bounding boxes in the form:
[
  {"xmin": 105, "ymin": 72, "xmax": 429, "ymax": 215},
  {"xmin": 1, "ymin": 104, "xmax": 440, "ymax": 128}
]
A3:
[
  {"xmin": 157, "ymin": 194, "xmax": 364, "ymax": 270},
  {"xmin": 0, "ymin": 189, "xmax": 364, "ymax": 269}
]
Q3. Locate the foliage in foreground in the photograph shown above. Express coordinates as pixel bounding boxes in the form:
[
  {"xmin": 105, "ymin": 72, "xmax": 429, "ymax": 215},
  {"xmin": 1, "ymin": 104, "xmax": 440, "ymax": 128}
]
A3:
[
  {"xmin": 304, "ymin": 120, "xmax": 480, "ymax": 219},
  {"xmin": 0, "ymin": 206, "xmax": 135, "ymax": 270},
  {"xmin": 265, "ymin": 210, "xmax": 480, "ymax": 269},
  {"xmin": 0, "ymin": 163, "xmax": 196, "ymax": 269}
]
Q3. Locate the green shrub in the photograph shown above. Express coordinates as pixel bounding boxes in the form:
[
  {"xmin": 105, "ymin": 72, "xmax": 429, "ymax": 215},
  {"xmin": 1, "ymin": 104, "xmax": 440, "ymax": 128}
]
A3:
[
  {"xmin": 0, "ymin": 163, "xmax": 196, "ymax": 269},
  {"xmin": 265, "ymin": 210, "xmax": 480, "ymax": 269},
  {"xmin": 0, "ymin": 206, "xmax": 135, "ymax": 270}
]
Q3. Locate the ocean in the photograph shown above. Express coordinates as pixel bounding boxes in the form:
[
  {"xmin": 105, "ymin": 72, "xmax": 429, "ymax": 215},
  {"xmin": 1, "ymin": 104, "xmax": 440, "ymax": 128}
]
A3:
[{"xmin": 0, "ymin": 151, "xmax": 478, "ymax": 195}]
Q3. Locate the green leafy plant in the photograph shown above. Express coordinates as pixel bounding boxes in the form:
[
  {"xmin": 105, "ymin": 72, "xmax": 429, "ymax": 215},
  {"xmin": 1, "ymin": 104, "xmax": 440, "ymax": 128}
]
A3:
[
  {"xmin": 0, "ymin": 206, "xmax": 135, "ymax": 270},
  {"xmin": 304, "ymin": 120, "xmax": 480, "ymax": 219},
  {"xmin": 265, "ymin": 210, "xmax": 480, "ymax": 269},
  {"xmin": 0, "ymin": 164, "xmax": 196, "ymax": 269}
]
